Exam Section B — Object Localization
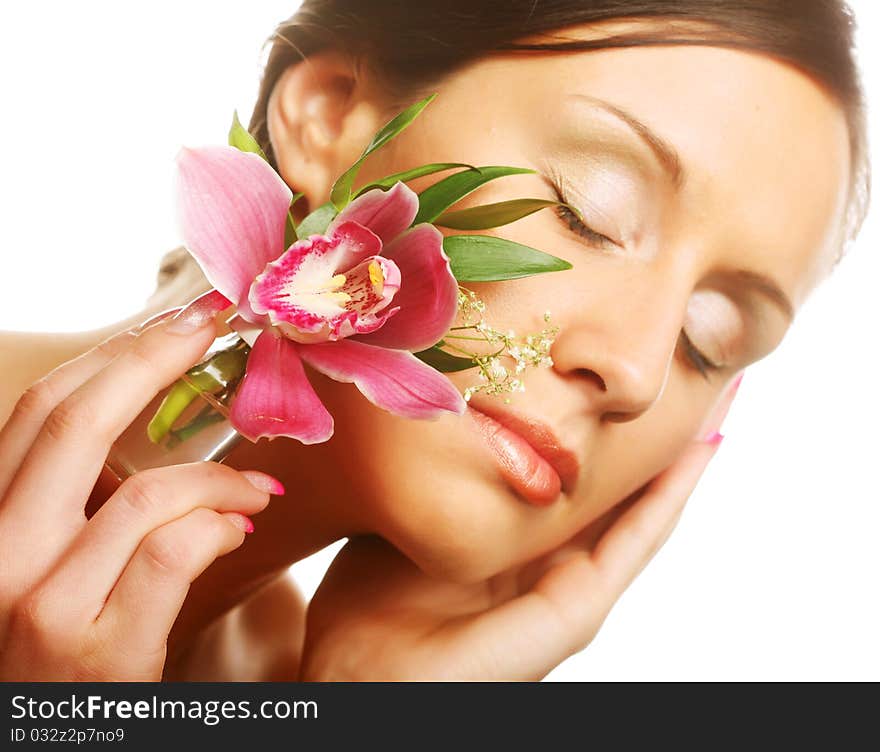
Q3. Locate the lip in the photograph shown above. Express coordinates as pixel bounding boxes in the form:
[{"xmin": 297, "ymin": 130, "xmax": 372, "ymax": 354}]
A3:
[{"xmin": 465, "ymin": 401, "xmax": 581, "ymax": 505}]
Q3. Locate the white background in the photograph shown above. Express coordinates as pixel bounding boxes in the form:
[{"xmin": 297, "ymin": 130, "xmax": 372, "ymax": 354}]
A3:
[{"xmin": 1, "ymin": 2, "xmax": 877, "ymax": 680}]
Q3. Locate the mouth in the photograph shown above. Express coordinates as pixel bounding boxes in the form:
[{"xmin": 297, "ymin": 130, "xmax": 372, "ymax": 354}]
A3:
[{"xmin": 465, "ymin": 401, "xmax": 581, "ymax": 507}]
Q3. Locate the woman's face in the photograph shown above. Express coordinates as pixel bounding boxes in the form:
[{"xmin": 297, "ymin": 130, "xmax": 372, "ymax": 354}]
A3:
[{"xmin": 269, "ymin": 25, "xmax": 851, "ymax": 582}]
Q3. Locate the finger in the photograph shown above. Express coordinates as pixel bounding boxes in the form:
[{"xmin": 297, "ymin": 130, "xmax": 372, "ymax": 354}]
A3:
[
  {"xmin": 462, "ymin": 438, "xmax": 721, "ymax": 679},
  {"xmin": 1, "ymin": 291, "xmax": 231, "ymax": 540},
  {"xmin": 0, "ymin": 328, "xmax": 138, "ymax": 501},
  {"xmin": 132, "ymin": 306, "xmax": 186, "ymax": 334},
  {"xmin": 590, "ymin": 438, "xmax": 721, "ymax": 604},
  {"xmin": 0, "ymin": 308, "xmax": 184, "ymax": 501},
  {"xmin": 35, "ymin": 464, "xmax": 278, "ymax": 621},
  {"xmin": 561, "ymin": 372, "xmax": 741, "ymax": 564},
  {"xmin": 95, "ymin": 506, "xmax": 253, "ymax": 661},
  {"xmin": 527, "ymin": 370, "xmax": 743, "ymax": 581},
  {"xmin": 514, "ymin": 490, "xmax": 641, "ymax": 594},
  {"xmin": 697, "ymin": 369, "xmax": 744, "ymax": 440}
]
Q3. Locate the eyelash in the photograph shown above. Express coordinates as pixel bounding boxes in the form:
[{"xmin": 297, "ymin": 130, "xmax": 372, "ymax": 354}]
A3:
[
  {"xmin": 679, "ymin": 329, "xmax": 722, "ymax": 381},
  {"xmin": 549, "ymin": 179, "xmax": 722, "ymax": 380},
  {"xmin": 552, "ymin": 201, "xmax": 618, "ymax": 249}
]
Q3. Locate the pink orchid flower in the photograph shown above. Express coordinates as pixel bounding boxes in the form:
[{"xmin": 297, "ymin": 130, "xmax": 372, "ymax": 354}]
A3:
[{"xmin": 175, "ymin": 145, "xmax": 465, "ymax": 444}]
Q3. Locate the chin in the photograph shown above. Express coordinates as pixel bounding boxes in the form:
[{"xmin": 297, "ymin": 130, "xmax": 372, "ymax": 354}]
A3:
[
  {"xmin": 318, "ymin": 383, "xmax": 586, "ymax": 583},
  {"xmin": 369, "ymin": 455, "xmax": 573, "ymax": 584}
]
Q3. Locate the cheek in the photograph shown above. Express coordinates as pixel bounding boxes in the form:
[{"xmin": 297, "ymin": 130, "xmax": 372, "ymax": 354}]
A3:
[
  {"xmin": 304, "ymin": 341, "xmax": 714, "ymax": 583},
  {"xmin": 302, "ymin": 369, "xmax": 540, "ymax": 579},
  {"xmin": 587, "ymin": 384, "xmax": 710, "ymax": 521}
]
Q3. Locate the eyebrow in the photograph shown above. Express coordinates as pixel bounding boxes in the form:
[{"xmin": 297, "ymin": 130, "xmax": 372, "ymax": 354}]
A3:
[
  {"xmin": 567, "ymin": 94, "xmax": 796, "ymax": 321},
  {"xmin": 729, "ymin": 268, "xmax": 795, "ymax": 322},
  {"xmin": 567, "ymin": 93, "xmax": 685, "ymax": 188}
]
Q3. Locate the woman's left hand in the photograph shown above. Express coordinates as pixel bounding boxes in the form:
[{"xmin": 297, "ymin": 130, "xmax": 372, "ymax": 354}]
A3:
[{"xmin": 300, "ymin": 376, "xmax": 739, "ymax": 681}]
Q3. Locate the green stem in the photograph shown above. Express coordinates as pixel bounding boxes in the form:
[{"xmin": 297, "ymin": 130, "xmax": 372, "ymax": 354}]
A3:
[
  {"xmin": 166, "ymin": 404, "xmax": 227, "ymax": 449},
  {"xmin": 441, "ymin": 342, "xmax": 477, "ymax": 358},
  {"xmin": 146, "ymin": 338, "xmax": 250, "ymax": 445},
  {"xmin": 443, "ymin": 334, "xmax": 489, "ymax": 342},
  {"xmin": 147, "ymin": 380, "xmax": 201, "ymax": 444}
]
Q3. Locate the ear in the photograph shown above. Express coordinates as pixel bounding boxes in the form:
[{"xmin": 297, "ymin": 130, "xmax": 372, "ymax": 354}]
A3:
[{"xmin": 267, "ymin": 50, "xmax": 390, "ymax": 221}]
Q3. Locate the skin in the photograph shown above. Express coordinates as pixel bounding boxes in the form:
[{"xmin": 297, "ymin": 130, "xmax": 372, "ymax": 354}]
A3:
[
  {"xmin": 0, "ymin": 20, "xmax": 852, "ymax": 679},
  {"xmin": 243, "ymin": 30, "xmax": 849, "ymax": 580}
]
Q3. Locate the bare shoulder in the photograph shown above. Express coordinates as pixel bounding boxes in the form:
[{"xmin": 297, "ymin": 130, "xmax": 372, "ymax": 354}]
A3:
[{"xmin": 164, "ymin": 572, "xmax": 307, "ymax": 682}]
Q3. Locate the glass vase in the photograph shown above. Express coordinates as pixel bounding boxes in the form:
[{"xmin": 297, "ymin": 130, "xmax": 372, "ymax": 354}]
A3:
[{"xmin": 101, "ymin": 317, "xmax": 252, "ymax": 491}]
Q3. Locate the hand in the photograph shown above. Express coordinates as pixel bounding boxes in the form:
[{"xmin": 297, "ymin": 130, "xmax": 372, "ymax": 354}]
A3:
[
  {"xmin": 301, "ymin": 374, "xmax": 741, "ymax": 681},
  {"xmin": 0, "ymin": 293, "xmax": 280, "ymax": 681}
]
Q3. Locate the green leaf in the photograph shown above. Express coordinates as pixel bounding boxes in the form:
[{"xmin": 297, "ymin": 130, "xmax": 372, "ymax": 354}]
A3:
[
  {"xmin": 285, "ymin": 192, "xmax": 304, "ymax": 248},
  {"xmin": 296, "ymin": 201, "xmax": 337, "ymax": 239},
  {"xmin": 435, "ymin": 198, "xmax": 574, "ymax": 230},
  {"xmin": 442, "ymin": 235, "xmax": 572, "ymax": 282},
  {"xmin": 330, "ymin": 93, "xmax": 437, "ymax": 210},
  {"xmin": 414, "ymin": 345, "xmax": 476, "ymax": 372},
  {"xmin": 228, "ymin": 111, "xmax": 266, "ymax": 160},
  {"xmin": 413, "ymin": 166, "xmax": 536, "ymax": 225},
  {"xmin": 353, "ymin": 163, "xmax": 478, "ymax": 198}
]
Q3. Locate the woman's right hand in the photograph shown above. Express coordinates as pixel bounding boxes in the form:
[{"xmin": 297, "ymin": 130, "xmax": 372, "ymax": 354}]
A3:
[{"xmin": 0, "ymin": 292, "xmax": 282, "ymax": 680}]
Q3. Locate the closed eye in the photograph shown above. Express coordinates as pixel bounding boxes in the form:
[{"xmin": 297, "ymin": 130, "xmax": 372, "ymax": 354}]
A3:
[
  {"xmin": 679, "ymin": 329, "xmax": 723, "ymax": 381},
  {"xmin": 553, "ymin": 202, "xmax": 618, "ymax": 250},
  {"xmin": 547, "ymin": 176, "xmax": 723, "ymax": 381}
]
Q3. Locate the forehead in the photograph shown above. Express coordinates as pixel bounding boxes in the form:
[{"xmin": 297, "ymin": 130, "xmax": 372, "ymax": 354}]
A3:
[{"xmin": 470, "ymin": 30, "xmax": 852, "ymax": 307}]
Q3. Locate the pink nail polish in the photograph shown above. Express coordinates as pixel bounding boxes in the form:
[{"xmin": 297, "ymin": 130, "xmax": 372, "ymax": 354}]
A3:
[
  {"xmin": 165, "ymin": 290, "xmax": 232, "ymax": 335},
  {"xmin": 702, "ymin": 430, "xmax": 724, "ymax": 446},
  {"xmin": 134, "ymin": 307, "xmax": 182, "ymax": 333},
  {"xmin": 730, "ymin": 371, "xmax": 744, "ymax": 395},
  {"xmin": 225, "ymin": 513, "xmax": 255, "ymax": 534},
  {"xmin": 240, "ymin": 470, "xmax": 286, "ymax": 496}
]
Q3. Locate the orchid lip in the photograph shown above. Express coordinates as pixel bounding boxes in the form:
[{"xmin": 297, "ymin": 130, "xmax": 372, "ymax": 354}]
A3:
[{"xmin": 247, "ymin": 233, "xmax": 401, "ymax": 343}]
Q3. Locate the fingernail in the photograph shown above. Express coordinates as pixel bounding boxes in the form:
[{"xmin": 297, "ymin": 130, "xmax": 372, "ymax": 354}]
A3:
[
  {"xmin": 729, "ymin": 370, "xmax": 745, "ymax": 397},
  {"xmin": 133, "ymin": 307, "xmax": 183, "ymax": 334},
  {"xmin": 240, "ymin": 470, "xmax": 286, "ymax": 496},
  {"xmin": 701, "ymin": 430, "xmax": 724, "ymax": 447},
  {"xmin": 165, "ymin": 290, "xmax": 232, "ymax": 335},
  {"xmin": 224, "ymin": 512, "xmax": 255, "ymax": 534}
]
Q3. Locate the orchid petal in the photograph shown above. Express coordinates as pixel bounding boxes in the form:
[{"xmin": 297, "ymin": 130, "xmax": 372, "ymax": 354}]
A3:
[
  {"xmin": 298, "ymin": 339, "xmax": 466, "ymax": 419},
  {"xmin": 175, "ymin": 146, "xmax": 291, "ymax": 317},
  {"xmin": 327, "ymin": 181, "xmax": 419, "ymax": 244},
  {"xmin": 354, "ymin": 223, "xmax": 459, "ymax": 352},
  {"xmin": 229, "ymin": 328, "xmax": 334, "ymax": 444}
]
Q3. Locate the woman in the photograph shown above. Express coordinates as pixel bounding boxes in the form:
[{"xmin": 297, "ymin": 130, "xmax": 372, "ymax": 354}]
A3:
[{"xmin": 0, "ymin": 0, "xmax": 869, "ymax": 680}]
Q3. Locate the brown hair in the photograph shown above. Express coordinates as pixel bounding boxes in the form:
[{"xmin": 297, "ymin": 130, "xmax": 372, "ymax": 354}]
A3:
[{"xmin": 153, "ymin": 0, "xmax": 869, "ymax": 306}]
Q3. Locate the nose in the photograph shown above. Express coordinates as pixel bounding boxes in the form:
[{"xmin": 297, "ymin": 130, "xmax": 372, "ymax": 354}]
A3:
[{"xmin": 549, "ymin": 272, "xmax": 686, "ymax": 422}]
